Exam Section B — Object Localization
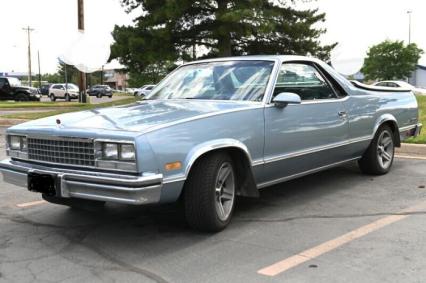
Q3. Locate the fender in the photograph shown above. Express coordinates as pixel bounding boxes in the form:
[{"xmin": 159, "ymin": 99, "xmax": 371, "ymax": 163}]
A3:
[
  {"xmin": 372, "ymin": 113, "xmax": 401, "ymax": 147},
  {"xmin": 183, "ymin": 138, "xmax": 254, "ymax": 178}
]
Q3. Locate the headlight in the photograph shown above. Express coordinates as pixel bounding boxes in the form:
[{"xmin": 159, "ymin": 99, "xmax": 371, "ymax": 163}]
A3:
[
  {"xmin": 8, "ymin": 135, "xmax": 27, "ymax": 151},
  {"xmin": 10, "ymin": 136, "xmax": 21, "ymax": 150},
  {"xmin": 120, "ymin": 144, "xmax": 136, "ymax": 161},
  {"xmin": 103, "ymin": 143, "xmax": 118, "ymax": 160},
  {"xmin": 100, "ymin": 142, "xmax": 135, "ymax": 161}
]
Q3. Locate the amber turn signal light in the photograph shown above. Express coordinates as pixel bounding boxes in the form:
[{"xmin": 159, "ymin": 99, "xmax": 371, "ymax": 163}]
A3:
[{"xmin": 165, "ymin": 161, "xmax": 182, "ymax": 171}]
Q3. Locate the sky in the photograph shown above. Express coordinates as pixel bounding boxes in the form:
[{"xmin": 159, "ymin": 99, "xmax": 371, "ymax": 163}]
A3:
[{"xmin": 0, "ymin": 0, "xmax": 425, "ymax": 74}]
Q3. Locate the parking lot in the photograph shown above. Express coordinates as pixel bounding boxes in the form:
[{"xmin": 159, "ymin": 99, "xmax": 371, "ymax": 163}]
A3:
[{"xmin": 0, "ymin": 127, "xmax": 425, "ymax": 283}]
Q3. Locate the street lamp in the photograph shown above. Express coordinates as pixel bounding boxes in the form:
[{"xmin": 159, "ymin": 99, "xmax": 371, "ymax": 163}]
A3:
[{"xmin": 407, "ymin": 10, "xmax": 412, "ymax": 44}]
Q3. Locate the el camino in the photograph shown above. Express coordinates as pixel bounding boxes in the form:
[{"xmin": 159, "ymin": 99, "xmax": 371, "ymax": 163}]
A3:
[{"xmin": 0, "ymin": 56, "xmax": 422, "ymax": 232}]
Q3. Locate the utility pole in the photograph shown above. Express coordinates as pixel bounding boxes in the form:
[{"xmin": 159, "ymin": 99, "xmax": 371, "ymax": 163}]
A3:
[
  {"xmin": 37, "ymin": 51, "xmax": 42, "ymax": 88},
  {"xmin": 22, "ymin": 26, "xmax": 34, "ymax": 87},
  {"xmin": 407, "ymin": 10, "xmax": 412, "ymax": 44},
  {"xmin": 77, "ymin": 0, "xmax": 87, "ymax": 103}
]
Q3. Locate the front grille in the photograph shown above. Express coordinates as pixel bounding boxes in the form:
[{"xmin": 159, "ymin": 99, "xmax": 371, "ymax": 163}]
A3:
[{"xmin": 27, "ymin": 137, "xmax": 95, "ymax": 167}]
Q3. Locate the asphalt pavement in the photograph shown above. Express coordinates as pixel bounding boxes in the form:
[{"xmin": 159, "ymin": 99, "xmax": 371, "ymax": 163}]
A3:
[{"xmin": 0, "ymin": 126, "xmax": 425, "ymax": 282}]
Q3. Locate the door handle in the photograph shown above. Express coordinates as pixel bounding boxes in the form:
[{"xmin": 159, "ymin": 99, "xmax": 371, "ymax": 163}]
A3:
[{"xmin": 338, "ymin": 111, "xmax": 348, "ymax": 119}]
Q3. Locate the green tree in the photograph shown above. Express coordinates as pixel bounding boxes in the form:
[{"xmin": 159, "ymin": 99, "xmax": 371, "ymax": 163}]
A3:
[
  {"xmin": 362, "ymin": 40, "xmax": 423, "ymax": 81},
  {"xmin": 111, "ymin": 0, "xmax": 336, "ymax": 83}
]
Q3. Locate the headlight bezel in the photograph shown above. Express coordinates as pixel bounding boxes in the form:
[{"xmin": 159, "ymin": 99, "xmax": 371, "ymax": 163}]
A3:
[
  {"xmin": 7, "ymin": 135, "xmax": 28, "ymax": 151},
  {"xmin": 95, "ymin": 140, "xmax": 137, "ymax": 172},
  {"xmin": 6, "ymin": 135, "xmax": 28, "ymax": 159}
]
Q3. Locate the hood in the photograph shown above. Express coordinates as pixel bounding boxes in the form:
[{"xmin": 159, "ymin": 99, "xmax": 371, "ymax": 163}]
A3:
[
  {"xmin": 15, "ymin": 86, "xmax": 38, "ymax": 94},
  {"xmin": 9, "ymin": 100, "xmax": 259, "ymax": 135}
]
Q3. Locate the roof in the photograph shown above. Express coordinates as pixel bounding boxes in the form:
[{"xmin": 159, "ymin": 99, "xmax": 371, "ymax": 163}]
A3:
[
  {"xmin": 185, "ymin": 55, "xmax": 318, "ymax": 65},
  {"xmin": 417, "ymin": 65, "xmax": 426, "ymax": 71}
]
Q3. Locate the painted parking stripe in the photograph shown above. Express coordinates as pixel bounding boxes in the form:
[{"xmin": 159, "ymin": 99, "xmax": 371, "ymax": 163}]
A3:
[
  {"xmin": 395, "ymin": 154, "xmax": 426, "ymax": 161},
  {"xmin": 258, "ymin": 202, "xmax": 426, "ymax": 277},
  {"xmin": 16, "ymin": 200, "xmax": 46, "ymax": 208}
]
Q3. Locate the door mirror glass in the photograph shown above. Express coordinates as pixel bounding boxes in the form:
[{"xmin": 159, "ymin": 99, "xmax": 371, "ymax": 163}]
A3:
[{"xmin": 272, "ymin": 92, "xmax": 301, "ymax": 108}]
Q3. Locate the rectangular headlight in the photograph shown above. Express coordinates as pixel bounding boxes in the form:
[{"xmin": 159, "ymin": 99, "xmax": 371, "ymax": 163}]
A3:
[
  {"xmin": 10, "ymin": 136, "xmax": 21, "ymax": 150},
  {"xmin": 103, "ymin": 143, "xmax": 118, "ymax": 160},
  {"xmin": 120, "ymin": 144, "xmax": 135, "ymax": 161},
  {"xmin": 9, "ymin": 135, "xmax": 27, "ymax": 151}
]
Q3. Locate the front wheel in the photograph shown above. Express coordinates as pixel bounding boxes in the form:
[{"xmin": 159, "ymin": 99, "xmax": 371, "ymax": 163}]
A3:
[
  {"xmin": 358, "ymin": 125, "xmax": 395, "ymax": 175},
  {"xmin": 50, "ymin": 94, "xmax": 56, "ymax": 102},
  {"xmin": 184, "ymin": 152, "xmax": 236, "ymax": 232},
  {"xmin": 15, "ymin": 93, "xmax": 28, "ymax": 101}
]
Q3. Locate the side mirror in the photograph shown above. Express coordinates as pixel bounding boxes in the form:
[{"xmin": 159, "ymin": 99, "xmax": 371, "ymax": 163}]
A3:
[{"xmin": 272, "ymin": 92, "xmax": 302, "ymax": 108}]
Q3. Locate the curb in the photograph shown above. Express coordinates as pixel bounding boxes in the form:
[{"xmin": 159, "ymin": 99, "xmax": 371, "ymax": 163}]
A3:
[{"xmin": 397, "ymin": 143, "xmax": 426, "ymax": 157}]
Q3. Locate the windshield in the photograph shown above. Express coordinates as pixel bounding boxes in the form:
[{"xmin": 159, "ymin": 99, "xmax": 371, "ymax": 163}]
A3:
[
  {"xmin": 8, "ymin": 77, "xmax": 21, "ymax": 87},
  {"xmin": 147, "ymin": 60, "xmax": 275, "ymax": 101}
]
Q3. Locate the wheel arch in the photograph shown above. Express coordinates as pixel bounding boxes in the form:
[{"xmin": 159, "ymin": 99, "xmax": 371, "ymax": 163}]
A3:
[
  {"xmin": 373, "ymin": 114, "xmax": 401, "ymax": 147},
  {"xmin": 183, "ymin": 139, "xmax": 259, "ymax": 198}
]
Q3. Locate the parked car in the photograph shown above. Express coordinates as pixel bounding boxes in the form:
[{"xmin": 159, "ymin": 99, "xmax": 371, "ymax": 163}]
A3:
[
  {"xmin": 39, "ymin": 84, "xmax": 52, "ymax": 96},
  {"xmin": 87, "ymin": 85, "xmax": 113, "ymax": 98},
  {"xmin": 134, "ymin": 85, "xmax": 155, "ymax": 97},
  {"xmin": 0, "ymin": 56, "xmax": 422, "ymax": 232},
  {"xmin": 0, "ymin": 77, "xmax": 41, "ymax": 101},
  {"xmin": 373, "ymin": 80, "xmax": 426, "ymax": 95},
  {"xmin": 48, "ymin": 83, "xmax": 79, "ymax": 102}
]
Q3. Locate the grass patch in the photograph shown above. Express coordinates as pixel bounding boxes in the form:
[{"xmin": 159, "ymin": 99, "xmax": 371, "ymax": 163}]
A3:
[
  {"xmin": 404, "ymin": 95, "xmax": 425, "ymax": 144},
  {"xmin": 0, "ymin": 101, "xmax": 87, "ymax": 109},
  {"xmin": 0, "ymin": 97, "xmax": 138, "ymax": 120}
]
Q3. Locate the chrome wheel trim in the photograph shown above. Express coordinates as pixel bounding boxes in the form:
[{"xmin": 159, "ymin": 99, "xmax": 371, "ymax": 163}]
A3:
[
  {"xmin": 377, "ymin": 130, "xmax": 394, "ymax": 169},
  {"xmin": 214, "ymin": 162, "xmax": 235, "ymax": 222}
]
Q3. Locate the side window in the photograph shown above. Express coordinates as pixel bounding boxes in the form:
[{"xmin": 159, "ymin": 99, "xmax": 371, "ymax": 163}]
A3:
[
  {"xmin": 0, "ymin": 78, "xmax": 5, "ymax": 88},
  {"xmin": 273, "ymin": 63, "xmax": 337, "ymax": 100}
]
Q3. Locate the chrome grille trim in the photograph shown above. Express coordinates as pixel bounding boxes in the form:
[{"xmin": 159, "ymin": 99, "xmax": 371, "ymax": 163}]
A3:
[{"xmin": 27, "ymin": 137, "xmax": 95, "ymax": 167}]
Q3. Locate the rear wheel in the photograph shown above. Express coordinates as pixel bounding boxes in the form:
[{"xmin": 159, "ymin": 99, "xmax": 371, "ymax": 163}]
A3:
[
  {"xmin": 358, "ymin": 125, "xmax": 395, "ymax": 175},
  {"xmin": 50, "ymin": 94, "xmax": 56, "ymax": 102},
  {"xmin": 184, "ymin": 152, "xmax": 236, "ymax": 232}
]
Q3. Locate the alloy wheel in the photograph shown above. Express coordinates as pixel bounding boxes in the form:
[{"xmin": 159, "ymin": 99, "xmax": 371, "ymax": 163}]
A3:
[
  {"xmin": 377, "ymin": 130, "xmax": 394, "ymax": 169},
  {"xmin": 214, "ymin": 162, "xmax": 235, "ymax": 221}
]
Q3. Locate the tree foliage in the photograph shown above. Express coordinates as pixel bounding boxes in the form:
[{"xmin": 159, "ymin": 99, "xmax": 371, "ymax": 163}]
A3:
[
  {"xmin": 362, "ymin": 40, "xmax": 423, "ymax": 81},
  {"xmin": 111, "ymin": 0, "xmax": 336, "ymax": 84}
]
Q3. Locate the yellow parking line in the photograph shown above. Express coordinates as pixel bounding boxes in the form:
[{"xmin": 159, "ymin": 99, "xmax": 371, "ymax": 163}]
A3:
[
  {"xmin": 16, "ymin": 200, "xmax": 46, "ymax": 208},
  {"xmin": 258, "ymin": 202, "xmax": 425, "ymax": 277}
]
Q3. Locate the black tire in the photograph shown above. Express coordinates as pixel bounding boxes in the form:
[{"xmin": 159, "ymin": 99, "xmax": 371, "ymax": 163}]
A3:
[
  {"xmin": 42, "ymin": 194, "xmax": 105, "ymax": 211},
  {"xmin": 65, "ymin": 93, "xmax": 71, "ymax": 102},
  {"xmin": 50, "ymin": 94, "xmax": 56, "ymax": 102},
  {"xmin": 358, "ymin": 125, "xmax": 395, "ymax": 175},
  {"xmin": 15, "ymin": 93, "xmax": 28, "ymax": 101},
  {"xmin": 184, "ymin": 152, "xmax": 237, "ymax": 232}
]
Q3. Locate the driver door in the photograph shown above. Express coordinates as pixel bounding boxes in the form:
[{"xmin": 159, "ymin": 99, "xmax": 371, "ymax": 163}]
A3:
[
  {"xmin": 0, "ymin": 78, "xmax": 11, "ymax": 100},
  {"xmin": 260, "ymin": 62, "xmax": 350, "ymax": 186}
]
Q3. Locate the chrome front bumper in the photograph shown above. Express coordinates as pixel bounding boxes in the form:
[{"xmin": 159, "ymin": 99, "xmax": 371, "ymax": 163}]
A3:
[{"xmin": 0, "ymin": 159, "xmax": 163, "ymax": 205}]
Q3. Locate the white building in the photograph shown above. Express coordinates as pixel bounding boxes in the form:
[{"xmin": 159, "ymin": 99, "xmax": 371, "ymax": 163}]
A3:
[{"xmin": 409, "ymin": 65, "xmax": 426, "ymax": 88}]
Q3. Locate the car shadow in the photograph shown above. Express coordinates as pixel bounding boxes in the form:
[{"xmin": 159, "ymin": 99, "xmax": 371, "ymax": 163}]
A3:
[{"xmin": 47, "ymin": 162, "xmax": 369, "ymax": 234}]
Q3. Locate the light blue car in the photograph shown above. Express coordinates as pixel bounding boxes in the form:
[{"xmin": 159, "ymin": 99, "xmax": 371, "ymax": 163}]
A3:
[{"xmin": 0, "ymin": 56, "xmax": 422, "ymax": 232}]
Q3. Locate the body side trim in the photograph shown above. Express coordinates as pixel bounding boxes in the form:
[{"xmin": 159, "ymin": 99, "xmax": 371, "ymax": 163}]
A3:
[
  {"xmin": 262, "ymin": 135, "xmax": 371, "ymax": 165},
  {"xmin": 257, "ymin": 157, "xmax": 361, "ymax": 189}
]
